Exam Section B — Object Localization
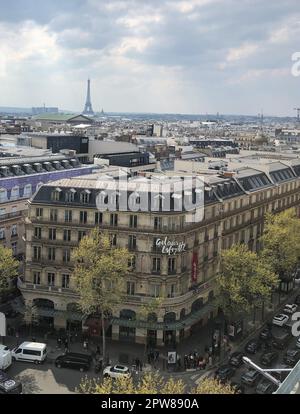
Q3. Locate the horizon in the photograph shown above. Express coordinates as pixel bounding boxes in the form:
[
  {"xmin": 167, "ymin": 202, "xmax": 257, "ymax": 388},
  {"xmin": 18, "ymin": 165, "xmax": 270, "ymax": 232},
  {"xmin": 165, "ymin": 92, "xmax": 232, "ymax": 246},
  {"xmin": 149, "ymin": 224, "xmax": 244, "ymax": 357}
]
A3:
[{"xmin": 0, "ymin": 1, "xmax": 300, "ymax": 116}]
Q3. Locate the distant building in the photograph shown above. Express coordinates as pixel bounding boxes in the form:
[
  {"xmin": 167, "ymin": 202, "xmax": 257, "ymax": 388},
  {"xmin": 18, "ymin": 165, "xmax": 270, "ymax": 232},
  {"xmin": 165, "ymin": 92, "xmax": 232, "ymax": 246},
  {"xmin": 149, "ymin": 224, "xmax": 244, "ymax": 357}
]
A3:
[
  {"xmin": 32, "ymin": 107, "xmax": 59, "ymax": 116},
  {"xmin": 32, "ymin": 113, "xmax": 93, "ymax": 126}
]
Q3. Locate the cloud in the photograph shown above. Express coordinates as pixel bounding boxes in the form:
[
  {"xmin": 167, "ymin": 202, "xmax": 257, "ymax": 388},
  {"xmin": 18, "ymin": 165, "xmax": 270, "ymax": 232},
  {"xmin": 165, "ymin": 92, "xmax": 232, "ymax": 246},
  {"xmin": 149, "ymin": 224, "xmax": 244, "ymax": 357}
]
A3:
[{"xmin": 0, "ymin": 0, "xmax": 299, "ymax": 115}]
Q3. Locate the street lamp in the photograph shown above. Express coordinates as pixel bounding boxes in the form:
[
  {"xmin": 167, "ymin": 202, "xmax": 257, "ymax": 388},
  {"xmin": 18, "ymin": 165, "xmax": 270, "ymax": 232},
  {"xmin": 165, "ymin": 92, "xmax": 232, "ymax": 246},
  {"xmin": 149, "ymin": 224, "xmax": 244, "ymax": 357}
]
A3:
[{"xmin": 242, "ymin": 357, "xmax": 292, "ymax": 388}]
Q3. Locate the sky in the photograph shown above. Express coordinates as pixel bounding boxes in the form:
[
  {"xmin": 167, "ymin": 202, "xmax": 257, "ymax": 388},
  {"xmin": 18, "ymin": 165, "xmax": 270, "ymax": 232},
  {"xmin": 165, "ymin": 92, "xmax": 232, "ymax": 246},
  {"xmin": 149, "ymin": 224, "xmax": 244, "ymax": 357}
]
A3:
[{"xmin": 0, "ymin": 0, "xmax": 300, "ymax": 116}]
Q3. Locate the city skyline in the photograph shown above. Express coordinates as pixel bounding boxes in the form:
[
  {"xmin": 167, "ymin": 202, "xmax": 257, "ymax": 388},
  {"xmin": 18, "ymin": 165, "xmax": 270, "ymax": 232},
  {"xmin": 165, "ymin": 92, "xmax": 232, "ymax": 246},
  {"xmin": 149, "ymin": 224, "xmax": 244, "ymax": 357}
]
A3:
[{"xmin": 0, "ymin": 0, "xmax": 300, "ymax": 116}]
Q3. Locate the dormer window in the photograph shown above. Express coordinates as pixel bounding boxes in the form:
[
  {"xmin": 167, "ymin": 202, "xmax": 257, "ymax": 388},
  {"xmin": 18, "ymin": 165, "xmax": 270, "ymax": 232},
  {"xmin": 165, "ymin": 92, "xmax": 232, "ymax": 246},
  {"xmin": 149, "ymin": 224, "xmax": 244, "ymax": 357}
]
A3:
[
  {"xmin": 80, "ymin": 189, "xmax": 91, "ymax": 204},
  {"xmin": 51, "ymin": 188, "xmax": 62, "ymax": 201},
  {"xmin": 65, "ymin": 188, "xmax": 76, "ymax": 202}
]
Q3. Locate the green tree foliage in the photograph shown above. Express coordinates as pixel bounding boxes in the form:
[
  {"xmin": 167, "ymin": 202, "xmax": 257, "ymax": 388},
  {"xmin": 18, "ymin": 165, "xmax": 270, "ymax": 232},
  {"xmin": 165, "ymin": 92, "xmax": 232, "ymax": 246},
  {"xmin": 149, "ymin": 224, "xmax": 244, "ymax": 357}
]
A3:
[
  {"xmin": 260, "ymin": 208, "xmax": 300, "ymax": 281},
  {"xmin": 216, "ymin": 244, "xmax": 278, "ymax": 319},
  {"xmin": 72, "ymin": 229, "xmax": 132, "ymax": 359},
  {"xmin": 78, "ymin": 373, "xmax": 236, "ymax": 395},
  {"xmin": 0, "ymin": 244, "xmax": 19, "ymax": 294}
]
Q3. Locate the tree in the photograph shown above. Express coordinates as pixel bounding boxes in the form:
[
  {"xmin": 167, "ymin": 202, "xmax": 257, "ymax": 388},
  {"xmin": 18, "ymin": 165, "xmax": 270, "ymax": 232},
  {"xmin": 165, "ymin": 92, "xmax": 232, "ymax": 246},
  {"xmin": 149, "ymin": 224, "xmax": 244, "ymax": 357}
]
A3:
[
  {"xmin": 78, "ymin": 373, "xmax": 237, "ymax": 395},
  {"xmin": 72, "ymin": 229, "xmax": 132, "ymax": 360},
  {"xmin": 260, "ymin": 209, "xmax": 300, "ymax": 283},
  {"xmin": 191, "ymin": 378, "xmax": 236, "ymax": 394},
  {"xmin": 0, "ymin": 244, "xmax": 19, "ymax": 295},
  {"xmin": 216, "ymin": 244, "xmax": 278, "ymax": 322}
]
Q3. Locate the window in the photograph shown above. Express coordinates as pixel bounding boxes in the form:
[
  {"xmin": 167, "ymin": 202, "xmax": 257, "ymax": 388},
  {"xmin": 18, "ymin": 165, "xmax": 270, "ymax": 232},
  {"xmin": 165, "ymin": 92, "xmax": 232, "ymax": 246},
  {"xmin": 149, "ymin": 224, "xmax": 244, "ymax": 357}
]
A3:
[
  {"xmin": 63, "ymin": 229, "xmax": 71, "ymax": 242},
  {"xmin": 80, "ymin": 191, "xmax": 91, "ymax": 204},
  {"xmin": 65, "ymin": 189, "xmax": 76, "ymax": 202},
  {"xmin": 48, "ymin": 247, "xmax": 56, "ymax": 261},
  {"xmin": 33, "ymin": 246, "xmax": 41, "ymax": 260},
  {"xmin": 62, "ymin": 274, "xmax": 70, "ymax": 289},
  {"xmin": 47, "ymin": 273, "xmax": 55, "ymax": 287},
  {"xmin": 50, "ymin": 209, "xmax": 58, "ymax": 222},
  {"xmin": 0, "ymin": 189, "xmax": 7, "ymax": 203},
  {"xmin": 154, "ymin": 217, "xmax": 162, "ymax": 230},
  {"xmin": 33, "ymin": 272, "xmax": 41, "ymax": 285},
  {"xmin": 0, "ymin": 208, "xmax": 6, "ymax": 217},
  {"xmin": 128, "ymin": 256, "xmax": 136, "ymax": 269},
  {"xmin": 167, "ymin": 284, "xmax": 176, "ymax": 298},
  {"xmin": 129, "ymin": 215, "xmax": 138, "ymax": 228},
  {"xmin": 48, "ymin": 228, "xmax": 56, "ymax": 241},
  {"xmin": 168, "ymin": 258, "xmax": 176, "ymax": 274},
  {"xmin": 51, "ymin": 189, "xmax": 61, "ymax": 201},
  {"xmin": 78, "ymin": 231, "xmax": 86, "ymax": 242},
  {"xmin": 11, "ymin": 242, "xmax": 17, "ymax": 255},
  {"xmin": 65, "ymin": 210, "xmax": 72, "ymax": 223},
  {"xmin": 34, "ymin": 227, "xmax": 42, "ymax": 239},
  {"xmin": 11, "ymin": 186, "xmax": 19, "ymax": 200},
  {"xmin": 110, "ymin": 234, "xmax": 117, "ymax": 247},
  {"xmin": 110, "ymin": 214, "xmax": 118, "ymax": 227},
  {"xmin": 80, "ymin": 211, "xmax": 87, "ymax": 224},
  {"xmin": 127, "ymin": 282, "xmax": 135, "ymax": 296},
  {"xmin": 11, "ymin": 225, "xmax": 17, "ymax": 237},
  {"xmin": 0, "ymin": 228, "xmax": 5, "ymax": 240},
  {"xmin": 36, "ymin": 208, "xmax": 43, "ymax": 218},
  {"xmin": 63, "ymin": 249, "xmax": 71, "ymax": 263},
  {"xmin": 150, "ymin": 284, "xmax": 160, "ymax": 298},
  {"xmin": 152, "ymin": 257, "xmax": 161, "ymax": 273},
  {"xmin": 23, "ymin": 184, "xmax": 32, "ymax": 198},
  {"xmin": 95, "ymin": 212, "xmax": 103, "ymax": 225},
  {"xmin": 128, "ymin": 235, "xmax": 137, "ymax": 250}
]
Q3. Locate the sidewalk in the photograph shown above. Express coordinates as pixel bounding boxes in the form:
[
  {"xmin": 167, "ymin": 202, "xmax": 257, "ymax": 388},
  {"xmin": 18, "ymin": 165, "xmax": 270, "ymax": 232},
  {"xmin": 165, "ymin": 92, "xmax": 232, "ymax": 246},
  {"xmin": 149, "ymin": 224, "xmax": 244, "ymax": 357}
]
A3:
[{"xmin": 3, "ymin": 287, "xmax": 299, "ymax": 376}]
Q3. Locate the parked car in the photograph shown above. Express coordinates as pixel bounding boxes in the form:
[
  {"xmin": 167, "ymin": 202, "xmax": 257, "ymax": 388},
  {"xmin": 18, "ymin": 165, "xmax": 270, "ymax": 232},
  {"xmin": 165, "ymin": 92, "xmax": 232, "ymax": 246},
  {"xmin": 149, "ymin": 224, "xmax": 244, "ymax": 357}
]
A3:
[
  {"xmin": 229, "ymin": 352, "xmax": 244, "ymax": 368},
  {"xmin": 283, "ymin": 304, "xmax": 298, "ymax": 315},
  {"xmin": 245, "ymin": 339, "xmax": 262, "ymax": 354},
  {"xmin": 0, "ymin": 345, "xmax": 12, "ymax": 371},
  {"xmin": 295, "ymin": 295, "xmax": 300, "ymax": 306},
  {"xmin": 12, "ymin": 342, "xmax": 47, "ymax": 364},
  {"xmin": 214, "ymin": 365, "xmax": 235, "ymax": 383},
  {"xmin": 241, "ymin": 369, "xmax": 261, "ymax": 387},
  {"xmin": 103, "ymin": 365, "xmax": 131, "ymax": 379},
  {"xmin": 256, "ymin": 378, "xmax": 277, "ymax": 394},
  {"xmin": 230, "ymin": 381, "xmax": 245, "ymax": 394},
  {"xmin": 0, "ymin": 370, "xmax": 22, "ymax": 394},
  {"xmin": 272, "ymin": 314, "xmax": 289, "ymax": 327},
  {"xmin": 296, "ymin": 337, "xmax": 300, "ymax": 349},
  {"xmin": 272, "ymin": 330, "xmax": 292, "ymax": 350},
  {"xmin": 55, "ymin": 353, "xmax": 91, "ymax": 372},
  {"xmin": 260, "ymin": 327, "xmax": 272, "ymax": 341},
  {"xmin": 260, "ymin": 351, "xmax": 279, "ymax": 367},
  {"xmin": 283, "ymin": 349, "xmax": 300, "ymax": 366}
]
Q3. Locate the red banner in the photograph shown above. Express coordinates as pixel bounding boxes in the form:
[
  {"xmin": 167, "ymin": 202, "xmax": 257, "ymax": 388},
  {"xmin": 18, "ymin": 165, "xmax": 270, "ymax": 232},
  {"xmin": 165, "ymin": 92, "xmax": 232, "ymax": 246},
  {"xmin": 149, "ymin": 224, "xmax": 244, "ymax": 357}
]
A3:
[{"xmin": 192, "ymin": 252, "xmax": 198, "ymax": 282}]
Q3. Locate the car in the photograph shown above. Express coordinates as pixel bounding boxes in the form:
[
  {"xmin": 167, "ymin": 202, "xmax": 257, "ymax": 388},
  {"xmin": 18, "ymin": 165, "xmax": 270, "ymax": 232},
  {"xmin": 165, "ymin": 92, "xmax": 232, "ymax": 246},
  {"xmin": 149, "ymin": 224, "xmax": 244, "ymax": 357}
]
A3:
[
  {"xmin": 55, "ymin": 353, "xmax": 91, "ymax": 372},
  {"xmin": 296, "ymin": 337, "xmax": 300, "ymax": 349},
  {"xmin": 259, "ymin": 327, "xmax": 272, "ymax": 341},
  {"xmin": 64, "ymin": 352, "xmax": 93, "ymax": 363},
  {"xmin": 272, "ymin": 329, "xmax": 292, "ymax": 350},
  {"xmin": 241, "ymin": 369, "xmax": 261, "ymax": 387},
  {"xmin": 230, "ymin": 381, "xmax": 245, "ymax": 394},
  {"xmin": 295, "ymin": 295, "xmax": 300, "ymax": 306},
  {"xmin": 0, "ymin": 370, "xmax": 22, "ymax": 394},
  {"xmin": 214, "ymin": 365, "xmax": 235, "ymax": 383},
  {"xmin": 283, "ymin": 304, "xmax": 298, "ymax": 315},
  {"xmin": 244, "ymin": 339, "xmax": 262, "ymax": 354},
  {"xmin": 103, "ymin": 365, "xmax": 131, "ymax": 379},
  {"xmin": 229, "ymin": 352, "xmax": 244, "ymax": 368},
  {"xmin": 260, "ymin": 351, "xmax": 279, "ymax": 367},
  {"xmin": 283, "ymin": 349, "xmax": 300, "ymax": 366},
  {"xmin": 272, "ymin": 314, "xmax": 289, "ymax": 327},
  {"xmin": 256, "ymin": 378, "xmax": 277, "ymax": 394}
]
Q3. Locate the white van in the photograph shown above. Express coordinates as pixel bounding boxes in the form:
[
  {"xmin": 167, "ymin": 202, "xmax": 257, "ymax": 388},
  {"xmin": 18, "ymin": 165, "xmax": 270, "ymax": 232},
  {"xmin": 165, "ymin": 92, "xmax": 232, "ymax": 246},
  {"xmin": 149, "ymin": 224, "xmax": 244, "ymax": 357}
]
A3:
[
  {"xmin": 0, "ymin": 345, "xmax": 12, "ymax": 370},
  {"xmin": 12, "ymin": 342, "xmax": 47, "ymax": 364}
]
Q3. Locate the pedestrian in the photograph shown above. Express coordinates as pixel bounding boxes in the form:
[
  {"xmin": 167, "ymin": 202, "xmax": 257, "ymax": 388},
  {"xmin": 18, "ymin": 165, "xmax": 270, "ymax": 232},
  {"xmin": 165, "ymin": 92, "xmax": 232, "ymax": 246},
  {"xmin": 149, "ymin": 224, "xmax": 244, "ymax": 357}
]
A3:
[
  {"xmin": 57, "ymin": 337, "xmax": 62, "ymax": 349},
  {"xmin": 155, "ymin": 350, "xmax": 159, "ymax": 361},
  {"xmin": 83, "ymin": 339, "xmax": 88, "ymax": 350},
  {"xmin": 208, "ymin": 355, "xmax": 213, "ymax": 367},
  {"xmin": 96, "ymin": 345, "xmax": 101, "ymax": 358}
]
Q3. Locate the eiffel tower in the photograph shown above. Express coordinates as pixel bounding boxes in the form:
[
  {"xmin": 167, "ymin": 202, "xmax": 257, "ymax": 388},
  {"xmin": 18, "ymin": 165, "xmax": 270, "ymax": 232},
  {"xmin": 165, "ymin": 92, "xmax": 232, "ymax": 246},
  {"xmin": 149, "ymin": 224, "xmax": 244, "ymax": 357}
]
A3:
[{"xmin": 83, "ymin": 79, "xmax": 94, "ymax": 116}]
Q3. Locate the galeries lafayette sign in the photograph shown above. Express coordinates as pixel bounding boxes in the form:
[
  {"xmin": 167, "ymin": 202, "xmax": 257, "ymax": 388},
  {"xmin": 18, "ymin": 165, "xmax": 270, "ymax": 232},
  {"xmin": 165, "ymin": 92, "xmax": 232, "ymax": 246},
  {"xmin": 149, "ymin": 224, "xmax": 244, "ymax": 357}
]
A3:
[{"xmin": 156, "ymin": 237, "xmax": 186, "ymax": 255}]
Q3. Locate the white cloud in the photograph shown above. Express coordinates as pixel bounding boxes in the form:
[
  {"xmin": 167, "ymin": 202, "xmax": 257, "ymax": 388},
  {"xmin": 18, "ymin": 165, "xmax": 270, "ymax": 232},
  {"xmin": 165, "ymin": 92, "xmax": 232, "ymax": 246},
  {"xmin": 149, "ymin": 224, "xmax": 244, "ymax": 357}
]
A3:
[{"xmin": 226, "ymin": 43, "xmax": 259, "ymax": 63}]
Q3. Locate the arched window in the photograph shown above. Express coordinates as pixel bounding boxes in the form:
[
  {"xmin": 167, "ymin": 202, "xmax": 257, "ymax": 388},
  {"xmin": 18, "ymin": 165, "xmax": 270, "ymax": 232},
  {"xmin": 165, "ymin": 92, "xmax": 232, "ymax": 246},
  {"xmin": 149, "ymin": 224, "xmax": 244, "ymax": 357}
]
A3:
[
  {"xmin": 51, "ymin": 188, "xmax": 62, "ymax": 201},
  {"xmin": 65, "ymin": 189, "xmax": 76, "ymax": 202}
]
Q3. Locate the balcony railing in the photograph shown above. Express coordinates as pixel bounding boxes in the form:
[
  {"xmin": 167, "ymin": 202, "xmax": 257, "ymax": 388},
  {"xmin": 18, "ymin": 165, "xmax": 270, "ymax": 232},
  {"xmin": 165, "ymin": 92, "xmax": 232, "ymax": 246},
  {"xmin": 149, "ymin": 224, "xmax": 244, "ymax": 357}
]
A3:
[{"xmin": 0, "ymin": 211, "xmax": 25, "ymax": 221}]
